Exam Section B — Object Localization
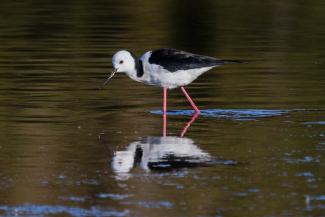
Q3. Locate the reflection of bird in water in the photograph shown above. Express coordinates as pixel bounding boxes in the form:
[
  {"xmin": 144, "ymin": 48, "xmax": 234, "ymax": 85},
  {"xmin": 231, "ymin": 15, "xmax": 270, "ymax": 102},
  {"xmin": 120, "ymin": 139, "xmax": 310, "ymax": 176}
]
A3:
[{"xmin": 112, "ymin": 136, "xmax": 236, "ymax": 180}]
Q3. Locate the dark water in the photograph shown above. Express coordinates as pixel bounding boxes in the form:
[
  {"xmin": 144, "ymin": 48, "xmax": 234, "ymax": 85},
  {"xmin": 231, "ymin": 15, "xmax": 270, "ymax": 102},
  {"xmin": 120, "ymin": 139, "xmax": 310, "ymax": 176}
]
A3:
[{"xmin": 0, "ymin": 1, "xmax": 324, "ymax": 217}]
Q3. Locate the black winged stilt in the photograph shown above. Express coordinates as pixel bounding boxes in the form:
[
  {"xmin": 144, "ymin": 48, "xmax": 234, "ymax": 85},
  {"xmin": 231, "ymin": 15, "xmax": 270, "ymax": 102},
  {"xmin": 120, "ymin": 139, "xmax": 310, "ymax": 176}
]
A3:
[{"xmin": 104, "ymin": 48, "xmax": 239, "ymax": 114}]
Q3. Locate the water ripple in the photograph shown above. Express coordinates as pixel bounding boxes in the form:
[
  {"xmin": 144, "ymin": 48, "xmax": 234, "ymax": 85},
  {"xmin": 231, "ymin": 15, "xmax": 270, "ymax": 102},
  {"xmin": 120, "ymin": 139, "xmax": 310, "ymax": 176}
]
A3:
[
  {"xmin": 304, "ymin": 121, "xmax": 325, "ymax": 125},
  {"xmin": 0, "ymin": 204, "xmax": 129, "ymax": 217},
  {"xmin": 151, "ymin": 109, "xmax": 288, "ymax": 120}
]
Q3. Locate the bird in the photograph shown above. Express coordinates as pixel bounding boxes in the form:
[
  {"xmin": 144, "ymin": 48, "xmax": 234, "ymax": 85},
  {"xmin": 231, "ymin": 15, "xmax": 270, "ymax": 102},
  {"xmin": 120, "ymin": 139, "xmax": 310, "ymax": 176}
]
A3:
[{"xmin": 104, "ymin": 48, "xmax": 239, "ymax": 114}]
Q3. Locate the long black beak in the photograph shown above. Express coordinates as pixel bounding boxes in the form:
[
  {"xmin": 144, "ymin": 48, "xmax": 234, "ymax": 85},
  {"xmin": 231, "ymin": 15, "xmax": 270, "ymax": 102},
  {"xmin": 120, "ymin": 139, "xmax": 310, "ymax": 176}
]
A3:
[{"xmin": 103, "ymin": 68, "xmax": 117, "ymax": 86}]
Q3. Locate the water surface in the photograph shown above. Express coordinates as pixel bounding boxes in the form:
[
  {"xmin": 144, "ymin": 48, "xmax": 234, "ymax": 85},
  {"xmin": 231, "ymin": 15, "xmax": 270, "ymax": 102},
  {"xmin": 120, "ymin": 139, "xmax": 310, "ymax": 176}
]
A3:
[{"xmin": 0, "ymin": 1, "xmax": 324, "ymax": 217}]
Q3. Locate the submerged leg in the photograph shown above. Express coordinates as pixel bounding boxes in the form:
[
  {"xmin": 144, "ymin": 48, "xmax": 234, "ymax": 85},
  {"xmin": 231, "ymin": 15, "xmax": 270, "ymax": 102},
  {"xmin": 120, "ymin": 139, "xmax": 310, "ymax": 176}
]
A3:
[
  {"xmin": 163, "ymin": 87, "xmax": 167, "ymax": 136},
  {"xmin": 180, "ymin": 87, "xmax": 200, "ymax": 114},
  {"xmin": 163, "ymin": 113, "xmax": 167, "ymax": 137}
]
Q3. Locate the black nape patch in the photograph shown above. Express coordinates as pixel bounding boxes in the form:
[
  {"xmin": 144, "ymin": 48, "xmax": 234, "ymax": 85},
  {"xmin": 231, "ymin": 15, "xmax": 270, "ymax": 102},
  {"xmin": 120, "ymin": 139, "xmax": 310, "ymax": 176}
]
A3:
[
  {"xmin": 133, "ymin": 145, "xmax": 143, "ymax": 166},
  {"xmin": 130, "ymin": 51, "xmax": 144, "ymax": 77},
  {"xmin": 136, "ymin": 60, "xmax": 144, "ymax": 77}
]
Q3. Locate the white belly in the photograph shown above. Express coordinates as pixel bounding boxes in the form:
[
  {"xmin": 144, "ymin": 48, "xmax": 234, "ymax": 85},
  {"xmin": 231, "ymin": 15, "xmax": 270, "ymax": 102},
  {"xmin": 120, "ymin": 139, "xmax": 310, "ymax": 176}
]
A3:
[{"xmin": 141, "ymin": 63, "xmax": 213, "ymax": 89}]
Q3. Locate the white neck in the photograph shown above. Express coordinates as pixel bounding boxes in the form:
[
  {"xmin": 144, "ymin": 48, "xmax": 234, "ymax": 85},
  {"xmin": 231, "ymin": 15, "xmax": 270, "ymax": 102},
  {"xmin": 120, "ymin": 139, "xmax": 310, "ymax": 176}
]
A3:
[{"xmin": 125, "ymin": 68, "xmax": 141, "ymax": 82}]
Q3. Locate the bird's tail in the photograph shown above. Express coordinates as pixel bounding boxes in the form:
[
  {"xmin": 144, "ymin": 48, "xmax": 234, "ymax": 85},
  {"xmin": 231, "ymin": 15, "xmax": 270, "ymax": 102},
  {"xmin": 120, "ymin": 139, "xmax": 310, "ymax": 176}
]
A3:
[{"xmin": 222, "ymin": 59, "xmax": 243, "ymax": 64}]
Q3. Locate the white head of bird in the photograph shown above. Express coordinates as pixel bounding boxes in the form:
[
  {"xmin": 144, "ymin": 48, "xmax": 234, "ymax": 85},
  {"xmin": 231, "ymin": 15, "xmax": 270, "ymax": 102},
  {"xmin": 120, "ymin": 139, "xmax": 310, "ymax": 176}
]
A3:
[
  {"xmin": 103, "ymin": 50, "xmax": 136, "ymax": 85},
  {"xmin": 112, "ymin": 50, "xmax": 136, "ymax": 74}
]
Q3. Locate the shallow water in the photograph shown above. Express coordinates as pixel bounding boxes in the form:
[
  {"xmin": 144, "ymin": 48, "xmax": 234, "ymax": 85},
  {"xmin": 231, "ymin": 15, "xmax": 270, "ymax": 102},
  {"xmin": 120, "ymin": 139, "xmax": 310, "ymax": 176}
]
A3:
[{"xmin": 0, "ymin": 1, "xmax": 324, "ymax": 217}]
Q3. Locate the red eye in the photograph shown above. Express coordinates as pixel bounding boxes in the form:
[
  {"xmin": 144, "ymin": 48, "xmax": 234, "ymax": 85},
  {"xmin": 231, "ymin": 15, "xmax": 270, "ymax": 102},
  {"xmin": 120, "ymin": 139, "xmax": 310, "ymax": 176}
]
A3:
[{"xmin": 119, "ymin": 60, "xmax": 124, "ymax": 64}]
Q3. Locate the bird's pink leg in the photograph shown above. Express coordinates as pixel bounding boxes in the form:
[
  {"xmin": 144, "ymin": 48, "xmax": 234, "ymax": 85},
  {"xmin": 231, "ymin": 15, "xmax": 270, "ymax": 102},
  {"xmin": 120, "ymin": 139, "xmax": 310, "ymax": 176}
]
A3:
[
  {"xmin": 163, "ymin": 87, "xmax": 167, "ymax": 136},
  {"xmin": 163, "ymin": 87, "xmax": 167, "ymax": 114},
  {"xmin": 180, "ymin": 87, "xmax": 200, "ymax": 114},
  {"xmin": 181, "ymin": 112, "xmax": 199, "ymax": 137}
]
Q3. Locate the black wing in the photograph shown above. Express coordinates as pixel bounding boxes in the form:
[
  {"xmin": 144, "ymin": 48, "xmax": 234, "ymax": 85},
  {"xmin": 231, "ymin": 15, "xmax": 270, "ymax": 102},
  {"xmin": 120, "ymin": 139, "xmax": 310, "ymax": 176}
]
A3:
[{"xmin": 148, "ymin": 48, "xmax": 227, "ymax": 72}]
